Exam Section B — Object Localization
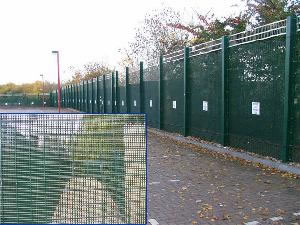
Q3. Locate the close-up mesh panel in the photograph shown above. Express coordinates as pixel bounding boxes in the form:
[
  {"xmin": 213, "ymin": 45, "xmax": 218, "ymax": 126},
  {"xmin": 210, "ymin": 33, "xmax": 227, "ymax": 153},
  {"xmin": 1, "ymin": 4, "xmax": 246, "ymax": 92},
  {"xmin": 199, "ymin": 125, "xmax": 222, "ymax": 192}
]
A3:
[
  {"xmin": 0, "ymin": 114, "xmax": 146, "ymax": 224},
  {"xmin": 128, "ymin": 70, "xmax": 140, "ymax": 114},
  {"xmin": 144, "ymin": 66, "xmax": 159, "ymax": 128},
  {"xmin": 290, "ymin": 31, "xmax": 300, "ymax": 162},
  {"xmin": 228, "ymin": 36, "xmax": 286, "ymax": 159},
  {"xmin": 188, "ymin": 50, "xmax": 222, "ymax": 142},
  {"xmin": 162, "ymin": 58, "xmax": 184, "ymax": 134}
]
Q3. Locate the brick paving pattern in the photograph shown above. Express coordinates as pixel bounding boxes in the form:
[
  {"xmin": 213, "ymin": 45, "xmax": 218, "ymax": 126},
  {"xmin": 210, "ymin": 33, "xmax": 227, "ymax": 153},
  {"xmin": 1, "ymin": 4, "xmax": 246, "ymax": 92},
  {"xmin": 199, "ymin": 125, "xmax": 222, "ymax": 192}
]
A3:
[{"xmin": 147, "ymin": 131, "xmax": 300, "ymax": 225}]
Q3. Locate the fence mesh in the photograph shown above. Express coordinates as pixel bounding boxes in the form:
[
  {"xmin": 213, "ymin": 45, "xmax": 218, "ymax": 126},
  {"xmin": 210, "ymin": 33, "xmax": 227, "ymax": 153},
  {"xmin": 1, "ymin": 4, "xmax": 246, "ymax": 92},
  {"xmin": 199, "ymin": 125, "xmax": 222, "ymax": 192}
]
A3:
[
  {"xmin": 144, "ymin": 66, "xmax": 159, "ymax": 128},
  {"xmin": 162, "ymin": 59, "xmax": 184, "ymax": 134},
  {"xmin": 228, "ymin": 36, "xmax": 286, "ymax": 159},
  {"xmin": 0, "ymin": 114, "xmax": 146, "ymax": 224},
  {"xmin": 188, "ymin": 50, "xmax": 222, "ymax": 142},
  {"xmin": 128, "ymin": 70, "xmax": 140, "ymax": 113}
]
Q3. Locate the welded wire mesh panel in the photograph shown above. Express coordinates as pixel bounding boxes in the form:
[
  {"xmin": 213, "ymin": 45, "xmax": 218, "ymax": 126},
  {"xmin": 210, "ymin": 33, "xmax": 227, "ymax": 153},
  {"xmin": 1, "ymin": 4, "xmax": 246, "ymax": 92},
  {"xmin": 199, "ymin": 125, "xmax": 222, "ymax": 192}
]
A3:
[
  {"xmin": 162, "ymin": 58, "xmax": 184, "ymax": 134},
  {"xmin": 118, "ymin": 73, "xmax": 127, "ymax": 113},
  {"xmin": 228, "ymin": 36, "xmax": 286, "ymax": 159},
  {"xmin": 188, "ymin": 50, "xmax": 222, "ymax": 142},
  {"xmin": 0, "ymin": 114, "xmax": 146, "ymax": 224},
  {"xmin": 290, "ymin": 31, "xmax": 300, "ymax": 162},
  {"xmin": 0, "ymin": 94, "xmax": 46, "ymax": 107},
  {"xmin": 144, "ymin": 65, "xmax": 159, "ymax": 128},
  {"xmin": 93, "ymin": 79, "xmax": 98, "ymax": 113},
  {"xmin": 98, "ymin": 77, "xmax": 105, "ymax": 113},
  {"xmin": 129, "ymin": 70, "xmax": 140, "ymax": 113},
  {"xmin": 88, "ymin": 80, "xmax": 93, "ymax": 113},
  {"xmin": 105, "ymin": 76, "xmax": 113, "ymax": 113}
]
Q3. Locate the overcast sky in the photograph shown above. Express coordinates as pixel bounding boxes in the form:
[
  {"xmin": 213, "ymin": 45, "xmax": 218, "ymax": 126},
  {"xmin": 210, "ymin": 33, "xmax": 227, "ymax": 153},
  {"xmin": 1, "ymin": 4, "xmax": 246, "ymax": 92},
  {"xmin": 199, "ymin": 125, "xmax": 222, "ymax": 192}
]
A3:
[{"xmin": 0, "ymin": 0, "xmax": 244, "ymax": 85}]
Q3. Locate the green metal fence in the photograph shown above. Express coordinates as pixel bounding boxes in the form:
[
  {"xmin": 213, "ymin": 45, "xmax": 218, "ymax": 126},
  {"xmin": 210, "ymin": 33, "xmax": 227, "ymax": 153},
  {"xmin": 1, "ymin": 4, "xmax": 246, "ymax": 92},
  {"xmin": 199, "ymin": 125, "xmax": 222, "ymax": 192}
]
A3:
[
  {"xmin": 50, "ymin": 15, "xmax": 300, "ymax": 162},
  {"xmin": 0, "ymin": 114, "xmax": 146, "ymax": 224},
  {"xmin": 0, "ymin": 94, "xmax": 49, "ymax": 107}
]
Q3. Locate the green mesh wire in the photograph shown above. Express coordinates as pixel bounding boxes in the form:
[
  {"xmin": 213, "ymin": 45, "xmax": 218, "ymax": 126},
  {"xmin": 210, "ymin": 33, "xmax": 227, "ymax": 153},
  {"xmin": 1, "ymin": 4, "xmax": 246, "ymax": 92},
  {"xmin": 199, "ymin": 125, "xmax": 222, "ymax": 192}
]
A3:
[
  {"xmin": 144, "ymin": 65, "xmax": 159, "ymax": 128},
  {"xmin": 93, "ymin": 79, "xmax": 98, "ymax": 113},
  {"xmin": 162, "ymin": 58, "xmax": 184, "ymax": 134},
  {"xmin": 0, "ymin": 114, "xmax": 146, "ymax": 224},
  {"xmin": 290, "ymin": 31, "xmax": 300, "ymax": 162},
  {"xmin": 88, "ymin": 80, "xmax": 93, "ymax": 113},
  {"xmin": 128, "ymin": 70, "xmax": 140, "ymax": 113},
  {"xmin": 228, "ymin": 36, "xmax": 286, "ymax": 159},
  {"xmin": 0, "ymin": 94, "xmax": 48, "ymax": 107},
  {"xmin": 98, "ymin": 77, "xmax": 105, "ymax": 114},
  {"xmin": 188, "ymin": 50, "xmax": 222, "ymax": 142},
  {"xmin": 118, "ymin": 73, "xmax": 127, "ymax": 114},
  {"xmin": 105, "ymin": 76, "xmax": 113, "ymax": 113}
]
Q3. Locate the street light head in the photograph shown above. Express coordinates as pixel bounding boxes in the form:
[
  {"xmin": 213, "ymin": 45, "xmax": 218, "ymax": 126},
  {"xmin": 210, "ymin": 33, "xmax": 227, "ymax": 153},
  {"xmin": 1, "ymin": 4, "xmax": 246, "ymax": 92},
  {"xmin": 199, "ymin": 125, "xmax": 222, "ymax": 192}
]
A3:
[{"xmin": 52, "ymin": 50, "xmax": 59, "ymax": 54}]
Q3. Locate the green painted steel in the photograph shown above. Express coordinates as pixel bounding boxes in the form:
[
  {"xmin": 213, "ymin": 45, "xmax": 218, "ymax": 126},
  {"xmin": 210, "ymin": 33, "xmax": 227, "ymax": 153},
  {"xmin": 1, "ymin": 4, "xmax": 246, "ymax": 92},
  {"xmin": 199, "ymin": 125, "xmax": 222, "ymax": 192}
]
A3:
[
  {"xmin": 129, "ymin": 70, "xmax": 141, "ymax": 113},
  {"xmin": 104, "ymin": 75, "xmax": 112, "ymax": 113},
  {"xmin": 161, "ymin": 57, "xmax": 184, "ymax": 134},
  {"xmin": 51, "ymin": 17, "xmax": 300, "ymax": 162},
  {"xmin": 144, "ymin": 65, "xmax": 159, "ymax": 128},
  {"xmin": 290, "ymin": 22, "xmax": 300, "ymax": 162},
  {"xmin": 0, "ymin": 94, "xmax": 49, "ymax": 107},
  {"xmin": 84, "ymin": 81, "xmax": 88, "ymax": 113},
  {"xmin": 0, "ymin": 114, "xmax": 146, "ymax": 224},
  {"xmin": 183, "ymin": 47, "xmax": 189, "ymax": 137},
  {"xmin": 282, "ymin": 15, "xmax": 297, "ymax": 161},
  {"xmin": 93, "ymin": 78, "xmax": 97, "ymax": 113},
  {"xmin": 221, "ymin": 36, "xmax": 229, "ymax": 146},
  {"xmin": 188, "ymin": 46, "xmax": 222, "ymax": 143},
  {"xmin": 88, "ymin": 80, "xmax": 93, "ymax": 113},
  {"xmin": 228, "ymin": 35, "xmax": 286, "ymax": 159}
]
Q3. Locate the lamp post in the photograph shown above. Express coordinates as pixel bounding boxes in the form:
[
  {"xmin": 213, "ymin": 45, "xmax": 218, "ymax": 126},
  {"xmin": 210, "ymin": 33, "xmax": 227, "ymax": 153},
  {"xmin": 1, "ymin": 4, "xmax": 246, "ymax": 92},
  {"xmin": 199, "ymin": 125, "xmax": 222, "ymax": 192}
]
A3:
[
  {"xmin": 40, "ymin": 74, "xmax": 45, "ymax": 108},
  {"xmin": 52, "ymin": 51, "xmax": 61, "ymax": 113}
]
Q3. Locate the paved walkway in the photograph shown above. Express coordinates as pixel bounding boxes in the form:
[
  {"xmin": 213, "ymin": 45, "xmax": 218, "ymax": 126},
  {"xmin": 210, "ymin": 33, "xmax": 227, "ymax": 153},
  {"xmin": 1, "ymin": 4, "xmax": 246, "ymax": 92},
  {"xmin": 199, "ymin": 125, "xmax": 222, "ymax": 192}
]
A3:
[{"xmin": 147, "ymin": 131, "xmax": 300, "ymax": 225}]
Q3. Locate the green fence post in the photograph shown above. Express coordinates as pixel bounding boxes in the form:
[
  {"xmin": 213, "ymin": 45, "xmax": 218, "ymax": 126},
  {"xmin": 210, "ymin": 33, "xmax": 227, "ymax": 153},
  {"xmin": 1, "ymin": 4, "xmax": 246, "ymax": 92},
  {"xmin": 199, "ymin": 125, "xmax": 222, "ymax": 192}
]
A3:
[
  {"xmin": 103, "ymin": 75, "xmax": 106, "ymax": 113},
  {"xmin": 115, "ymin": 71, "xmax": 120, "ymax": 113},
  {"xmin": 111, "ymin": 72, "xmax": 115, "ymax": 113},
  {"xmin": 221, "ymin": 36, "xmax": 229, "ymax": 146},
  {"xmin": 158, "ymin": 55, "xmax": 163, "ymax": 130},
  {"xmin": 140, "ymin": 62, "xmax": 144, "ymax": 114},
  {"xmin": 183, "ymin": 47, "xmax": 190, "ymax": 137},
  {"xmin": 126, "ymin": 67, "xmax": 130, "ymax": 113},
  {"xmin": 281, "ymin": 15, "xmax": 297, "ymax": 162}
]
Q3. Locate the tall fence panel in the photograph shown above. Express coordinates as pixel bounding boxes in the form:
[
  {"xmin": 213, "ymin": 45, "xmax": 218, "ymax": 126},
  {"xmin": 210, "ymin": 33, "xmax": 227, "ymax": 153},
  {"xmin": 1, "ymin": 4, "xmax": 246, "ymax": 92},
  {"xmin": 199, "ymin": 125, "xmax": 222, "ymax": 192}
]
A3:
[
  {"xmin": 144, "ymin": 65, "xmax": 159, "ymax": 128},
  {"xmin": 118, "ymin": 73, "xmax": 127, "ymax": 113},
  {"xmin": 105, "ymin": 76, "xmax": 112, "ymax": 113},
  {"xmin": 161, "ymin": 56, "xmax": 184, "ymax": 134},
  {"xmin": 0, "ymin": 114, "xmax": 146, "ymax": 224},
  {"xmin": 129, "ymin": 70, "xmax": 140, "ymax": 113},
  {"xmin": 228, "ymin": 36, "xmax": 286, "ymax": 159},
  {"xmin": 93, "ymin": 78, "xmax": 97, "ymax": 113},
  {"xmin": 188, "ymin": 45, "xmax": 222, "ymax": 142},
  {"xmin": 98, "ymin": 76, "xmax": 105, "ymax": 113},
  {"xmin": 88, "ymin": 80, "xmax": 93, "ymax": 113}
]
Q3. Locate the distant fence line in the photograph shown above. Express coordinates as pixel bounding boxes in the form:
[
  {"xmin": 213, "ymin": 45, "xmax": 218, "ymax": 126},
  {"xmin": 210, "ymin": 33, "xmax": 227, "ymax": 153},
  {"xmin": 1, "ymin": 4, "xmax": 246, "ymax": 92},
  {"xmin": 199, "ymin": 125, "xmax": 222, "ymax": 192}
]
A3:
[
  {"xmin": 0, "ymin": 93, "xmax": 49, "ymax": 107},
  {"xmin": 50, "ymin": 15, "xmax": 300, "ymax": 162}
]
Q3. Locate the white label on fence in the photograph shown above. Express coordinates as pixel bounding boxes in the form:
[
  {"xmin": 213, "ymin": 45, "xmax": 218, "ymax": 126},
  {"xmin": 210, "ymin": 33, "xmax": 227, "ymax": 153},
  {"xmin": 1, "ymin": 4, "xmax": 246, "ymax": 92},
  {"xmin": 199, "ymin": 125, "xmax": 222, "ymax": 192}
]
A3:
[
  {"xmin": 31, "ymin": 102, "xmax": 34, "ymax": 105},
  {"xmin": 79, "ymin": 100, "xmax": 80, "ymax": 103},
  {"xmin": 173, "ymin": 101, "xmax": 176, "ymax": 109},
  {"xmin": 5, "ymin": 103, "xmax": 8, "ymax": 105},
  {"xmin": 115, "ymin": 101, "xmax": 117, "ymax": 106},
  {"xmin": 134, "ymin": 100, "xmax": 137, "ymax": 107},
  {"xmin": 203, "ymin": 101, "xmax": 208, "ymax": 111},
  {"xmin": 89, "ymin": 100, "xmax": 92, "ymax": 103},
  {"xmin": 150, "ymin": 100, "xmax": 153, "ymax": 108},
  {"xmin": 101, "ymin": 100, "xmax": 104, "ymax": 105},
  {"xmin": 95, "ymin": 100, "xmax": 97, "ymax": 104},
  {"xmin": 122, "ymin": 100, "xmax": 124, "ymax": 106},
  {"xmin": 18, "ymin": 102, "xmax": 21, "ymax": 105},
  {"xmin": 108, "ymin": 100, "xmax": 110, "ymax": 105},
  {"xmin": 73, "ymin": 99, "xmax": 74, "ymax": 102},
  {"xmin": 252, "ymin": 102, "xmax": 260, "ymax": 115},
  {"xmin": 44, "ymin": 102, "xmax": 46, "ymax": 105}
]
